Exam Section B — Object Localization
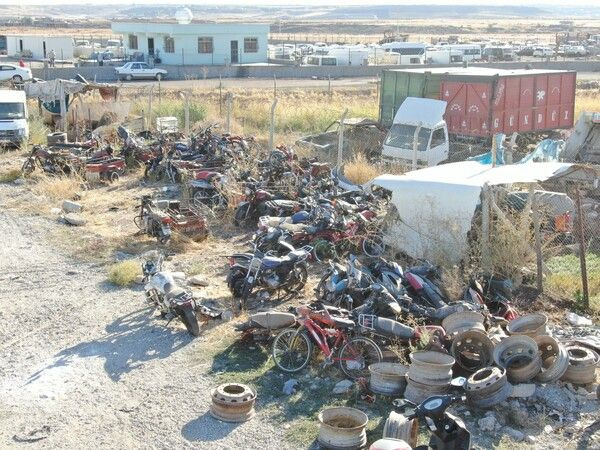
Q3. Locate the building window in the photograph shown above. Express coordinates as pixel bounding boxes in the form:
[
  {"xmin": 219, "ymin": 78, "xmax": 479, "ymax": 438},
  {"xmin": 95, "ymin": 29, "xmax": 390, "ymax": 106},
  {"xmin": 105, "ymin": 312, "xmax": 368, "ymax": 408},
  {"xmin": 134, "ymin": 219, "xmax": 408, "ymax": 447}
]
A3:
[
  {"xmin": 198, "ymin": 37, "xmax": 213, "ymax": 54},
  {"xmin": 164, "ymin": 36, "xmax": 175, "ymax": 53},
  {"xmin": 128, "ymin": 34, "xmax": 138, "ymax": 50},
  {"xmin": 244, "ymin": 38, "xmax": 258, "ymax": 53}
]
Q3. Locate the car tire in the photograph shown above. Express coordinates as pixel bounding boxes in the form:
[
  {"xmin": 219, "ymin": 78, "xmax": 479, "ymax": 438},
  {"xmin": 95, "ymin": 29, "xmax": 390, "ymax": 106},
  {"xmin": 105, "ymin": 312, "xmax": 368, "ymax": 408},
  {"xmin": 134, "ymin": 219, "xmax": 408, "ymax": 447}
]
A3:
[
  {"xmin": 126, "ymin": 74, "xmax": 132, "ymax": 81},
  {"xmin": 155, "ymin": 73, "xmax": 163, "ymax": 81},
  {"xmin": 12, "ymin": 75, "xmax": 23, "ymax": 83}
]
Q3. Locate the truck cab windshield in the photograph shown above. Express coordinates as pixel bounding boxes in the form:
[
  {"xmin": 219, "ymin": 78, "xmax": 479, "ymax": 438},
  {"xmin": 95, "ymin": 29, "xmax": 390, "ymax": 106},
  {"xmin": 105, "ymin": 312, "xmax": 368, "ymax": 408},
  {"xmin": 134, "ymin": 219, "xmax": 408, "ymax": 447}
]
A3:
[
  {"xmin": 384, "ymin": 124, "xmax": 430, "ymax": 151},
  {"xmin": 0, "ymin": 103, "xmax": 25, "ymax": 120}
]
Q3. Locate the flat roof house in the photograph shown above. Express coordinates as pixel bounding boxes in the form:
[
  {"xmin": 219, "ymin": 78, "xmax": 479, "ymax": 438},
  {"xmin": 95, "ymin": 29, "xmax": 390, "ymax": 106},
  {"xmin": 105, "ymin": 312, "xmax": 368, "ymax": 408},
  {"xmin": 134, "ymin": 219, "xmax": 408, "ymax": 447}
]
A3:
[{"xmin": 111, "ymin": 14, "xmax": 269, "ymax": 66}]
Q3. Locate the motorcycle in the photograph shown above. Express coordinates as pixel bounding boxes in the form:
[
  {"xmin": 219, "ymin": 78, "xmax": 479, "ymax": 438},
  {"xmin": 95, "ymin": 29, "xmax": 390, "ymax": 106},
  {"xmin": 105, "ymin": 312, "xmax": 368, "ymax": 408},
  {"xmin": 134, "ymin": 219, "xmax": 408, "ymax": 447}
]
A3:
[
  {"xmin": 189, "ymin": 170, "xmax": 228, "ymax": 210},
  {"xmin": 372, "ymin": 388, "xmax": 471, "ymax": 450},
  {"xmin": 142, "ymin": 256, "xmax": 200, "ymax": 336},
  {"xmin": 234, "ymin": 310, "xmax": 297, "ymax": 342},
  {"xmin": 226, "ymin": 242, "xmax": 312, "ymax": 307},
  {"xmin": 314, "ymin": 255, "xmax": 373, "ymax": 308},
  {"xmin": 234, "ymin": 181, "xmax": 295, "ymax": 227},
  {"xmin": 134, "ymin": 195, "xmax": 173, "ymax": 243}
]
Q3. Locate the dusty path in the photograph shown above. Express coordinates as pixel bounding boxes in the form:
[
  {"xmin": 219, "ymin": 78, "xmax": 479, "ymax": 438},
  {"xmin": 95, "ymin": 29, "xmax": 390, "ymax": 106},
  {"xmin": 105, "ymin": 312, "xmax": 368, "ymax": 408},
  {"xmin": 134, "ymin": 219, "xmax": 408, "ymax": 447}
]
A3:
[{"xmin": 0, "ymin": 206, "xmax": 286, "ymax": 449}]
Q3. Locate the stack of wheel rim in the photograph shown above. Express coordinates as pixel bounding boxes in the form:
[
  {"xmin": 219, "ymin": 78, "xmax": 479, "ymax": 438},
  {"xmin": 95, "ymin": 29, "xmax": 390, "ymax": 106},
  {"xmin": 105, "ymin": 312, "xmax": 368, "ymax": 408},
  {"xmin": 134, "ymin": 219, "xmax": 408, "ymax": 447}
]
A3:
[
  {"xmin": 561, "ymin": 345, "xmax": 600, "ymax": 385},
  {"xmin": 317, "ymin": 407, "xmax": 368, "ymax": 450},
  {"xmin": 442, "ymin": 311, "xmax": 485, "ymax": 336},
  {"xmin": 465, "ymin": 366, "xmax": 512, "ymax": 408},
  {"xmin": 404, "ymin": 351, "xmax": 455, "ymax": 404},
  {"xmin": 506, "ymin": 313, "xmax": 548, "ymax": 338},
  {"xmin": 493, "ymin": 335, "xmax": 542, "ymax": 383},
  {"xmin": 451, "ymin": 329, "xmax": 495, "ymax": 373},
  {"xmin": 382, "ymin": 411, "xmax": 418, "ymax": 447},
  {"xmin": 209, "ymin": 383, "xmax": 256, "ymax": 422},
  {"xmin": 534, "ymin": 335, "xmax": 569, "ymax": 383},
  {"xmin": 369, "ymin": 363, "xmax": 408, "ymax": 396}
]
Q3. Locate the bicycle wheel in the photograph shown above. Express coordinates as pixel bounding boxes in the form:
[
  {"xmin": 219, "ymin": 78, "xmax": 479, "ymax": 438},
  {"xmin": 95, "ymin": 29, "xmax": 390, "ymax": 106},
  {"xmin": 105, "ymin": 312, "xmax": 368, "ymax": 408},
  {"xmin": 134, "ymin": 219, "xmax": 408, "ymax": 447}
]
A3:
[
  {"xmin": 312, "ymin": 239, "xmax": 337, "ymax": 262},
  {"xmin": 272, "ymin": 328, "xmax": 312, "ymax": 373},
  {"xmin": 362, "ymin": 234, "xmax": 385, "ymax": 257},
  {"xmin": 338, "ymin": 336, "xmax": 382, "ymax": 379}
]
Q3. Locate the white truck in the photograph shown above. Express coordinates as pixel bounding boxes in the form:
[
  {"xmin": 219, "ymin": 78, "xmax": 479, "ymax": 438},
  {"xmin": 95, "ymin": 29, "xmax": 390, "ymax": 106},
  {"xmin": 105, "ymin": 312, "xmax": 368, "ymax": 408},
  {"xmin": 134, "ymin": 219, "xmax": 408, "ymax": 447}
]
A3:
[
  {"xmin": 0, "ymin": 90, "xmax": 28, "ymax": 147},
  {"xmin": 381, "ymin": 97, "xmax": 449, "ymax": 167}
]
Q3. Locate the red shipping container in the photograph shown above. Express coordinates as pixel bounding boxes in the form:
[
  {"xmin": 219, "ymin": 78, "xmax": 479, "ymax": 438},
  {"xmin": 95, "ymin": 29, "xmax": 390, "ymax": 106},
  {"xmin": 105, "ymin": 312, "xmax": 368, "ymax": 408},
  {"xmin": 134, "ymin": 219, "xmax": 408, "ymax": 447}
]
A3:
[{"xmin": 440, "ymin": 69, "xmax": 576, "ymax": 138}]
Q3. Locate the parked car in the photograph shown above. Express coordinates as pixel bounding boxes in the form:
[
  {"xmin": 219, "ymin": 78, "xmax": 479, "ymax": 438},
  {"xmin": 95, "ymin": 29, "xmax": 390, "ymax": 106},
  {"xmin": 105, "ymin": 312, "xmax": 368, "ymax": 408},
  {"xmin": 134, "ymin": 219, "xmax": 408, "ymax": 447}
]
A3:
[
  {"xmin": 115, "ymin": 62, "xmax": 167, "ymax": 81},
  {"xmin": 533, "ymin": 47, "xmax": 555, "ymax": 58},
  {"xmin": 516, "ymin": 46, "xmax": 534, "ymax": 56},
  {"xmin": 0, "ymin": 64, "xmax": 32, "ymax": 83}
]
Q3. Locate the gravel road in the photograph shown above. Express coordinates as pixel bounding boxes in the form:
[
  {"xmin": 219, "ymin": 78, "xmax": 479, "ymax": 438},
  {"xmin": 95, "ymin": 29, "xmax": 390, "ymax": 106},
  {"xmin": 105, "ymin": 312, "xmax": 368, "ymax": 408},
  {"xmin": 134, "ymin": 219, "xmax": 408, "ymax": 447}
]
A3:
[{"xmin": 0, "ymin": 206, "xmax": 286, "ymax": 449}]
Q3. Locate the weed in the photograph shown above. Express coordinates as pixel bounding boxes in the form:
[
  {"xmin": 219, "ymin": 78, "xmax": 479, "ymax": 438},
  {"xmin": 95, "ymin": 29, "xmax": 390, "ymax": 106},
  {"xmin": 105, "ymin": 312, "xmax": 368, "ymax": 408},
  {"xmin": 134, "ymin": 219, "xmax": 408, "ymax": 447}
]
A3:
[
  {"xmin": 546, "ymin": 253, "xmax": 600, "ymax": 313},
  {"xmin": 107, "ymin": 260, "xmax": 141, "ymax": 286},
  {"xmin": 27, "ymin": 109, "xmax": 50, "ymax": 146},
  {"xmin": 0, "ymin": 169, "xmax": 22, "ymax": 183},
  {"xmin": 344, "ymin": 153, "xmax": 380, "ymax": 185},
  {"xmin": 30, "ymin": 174, "xmax": 82, "ymax": 202}
]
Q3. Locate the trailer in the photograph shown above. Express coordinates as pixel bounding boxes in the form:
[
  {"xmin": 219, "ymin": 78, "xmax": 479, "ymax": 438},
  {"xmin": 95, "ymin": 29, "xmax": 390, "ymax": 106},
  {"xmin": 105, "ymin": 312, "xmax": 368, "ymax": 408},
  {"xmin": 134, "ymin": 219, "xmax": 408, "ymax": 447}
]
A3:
[{"xmin": 379, "ymin": 67, "xmax": 577, "ymax": 138}]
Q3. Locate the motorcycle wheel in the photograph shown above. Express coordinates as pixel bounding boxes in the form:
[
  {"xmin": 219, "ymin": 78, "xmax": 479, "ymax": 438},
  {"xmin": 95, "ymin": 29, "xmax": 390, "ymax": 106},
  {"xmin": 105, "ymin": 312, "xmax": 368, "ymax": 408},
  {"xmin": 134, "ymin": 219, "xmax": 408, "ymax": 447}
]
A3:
[
  {"xmin": 228, "ymin": 269, "xmax": 247, "ymax": 298},
  {"xmin": 362, "ymin": 234, "xmax": 385, "ymax": 257},
  {"xmin": 234, "ymin": 204, "xmax": 250, "ymax": 227},
  {"xmin": 283, "ymin": 264, "xmax": 308, "ymax": 294},
  {"xmin": 272, "ymin": 328, "xmax": 312, "ymax": 373},
  {"xmin": 338, "ymin": 336, "xmax": 383, "ymax": 379},
  {"xmin": 177, "ymin": 308, "xmax": 200, "ymax": 336}
]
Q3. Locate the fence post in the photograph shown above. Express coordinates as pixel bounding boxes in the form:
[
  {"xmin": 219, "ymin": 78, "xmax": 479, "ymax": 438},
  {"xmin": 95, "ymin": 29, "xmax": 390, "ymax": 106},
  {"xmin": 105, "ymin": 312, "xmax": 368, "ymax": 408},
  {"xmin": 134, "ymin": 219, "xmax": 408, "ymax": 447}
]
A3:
[
  {"xmin": 148, "ymin": 86, "xmax": 153, "ymax": 130},
  {"xmin": 328, "ymin": 75, "xmax": 331, "ymax": 97},
  {"xmin": 481, "ymin": 183, "xmax": 491, "ymax": 272},
  {"xmin": 219, "ymin": 75, "xmax": 222, "ymax": 116},
  {"xmin": 491, "ymin": 133, "xmax": 498, "ymax": 167},
  {"xmin": 269, "ymin": 98, "xmax": 278, "ymax": 152},
  {"xmin": 411, "ymin": 122, "xmax": 423, "ymax": 171},
  {"xmin": 59, "ymin": 80, "xmax": 67, "ymax": 134},
  {"xmin": 225, "ymin": 93, "xmax": 233, "ymax": 133},
  {"xmin": 182, "ymin": 91, "xmax": 190, "ymax": 137},
  {"xmin": 574, "ymin": 187, "xmax": 590, "ymax": 308},
  {"xmin": 336, "ymin": 108, "xmax": 349, "ymax": 171},
  {"xmin": 530, "ymin": 185, "xmax": 543, "ymax": 291},
  {"xmin": 273, "ymin": 74, "xmax": 277, "ymax": 98}
]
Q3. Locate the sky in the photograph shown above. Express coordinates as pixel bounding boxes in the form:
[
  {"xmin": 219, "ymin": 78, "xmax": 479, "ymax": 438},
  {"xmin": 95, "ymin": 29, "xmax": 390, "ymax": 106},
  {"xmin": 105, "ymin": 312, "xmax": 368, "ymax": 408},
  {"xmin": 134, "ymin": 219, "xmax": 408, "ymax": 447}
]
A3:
[{"xmin": 0, "ymin": 0, "xmax": 594, "ymax": 5}]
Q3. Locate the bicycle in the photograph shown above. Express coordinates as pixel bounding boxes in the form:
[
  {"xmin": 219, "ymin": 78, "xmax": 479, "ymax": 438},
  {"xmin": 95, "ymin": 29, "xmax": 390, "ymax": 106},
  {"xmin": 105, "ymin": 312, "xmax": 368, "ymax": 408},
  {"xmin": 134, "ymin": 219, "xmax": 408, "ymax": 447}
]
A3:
[{"xmin": 271, "ymin": 304, "xmax": 382, "ymax": 379}]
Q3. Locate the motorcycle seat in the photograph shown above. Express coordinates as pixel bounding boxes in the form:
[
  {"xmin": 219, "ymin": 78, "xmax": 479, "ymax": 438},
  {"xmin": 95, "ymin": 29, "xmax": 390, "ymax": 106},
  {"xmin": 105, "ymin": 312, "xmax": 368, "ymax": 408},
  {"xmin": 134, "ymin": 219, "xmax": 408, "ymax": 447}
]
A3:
[
  {"xmin": 373, "ymin": 317, "xmax": 415, "ymax": 340},
  {"xmin": 165, "ymin": 287, "xmax": 186, "ymax": 300},
  {"xmin": 332, "ymin": 317, "xmax": 355, "ymax": 329}
]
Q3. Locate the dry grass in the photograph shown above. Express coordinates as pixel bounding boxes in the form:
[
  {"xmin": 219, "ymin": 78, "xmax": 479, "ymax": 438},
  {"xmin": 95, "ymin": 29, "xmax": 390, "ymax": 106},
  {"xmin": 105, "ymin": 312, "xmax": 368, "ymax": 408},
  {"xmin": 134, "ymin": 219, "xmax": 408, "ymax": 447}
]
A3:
[
  {"xmin": 30, "ymin": 175, "xmax": 82, "ymax": 203},
  {"xmin": 0, "ymin": 169, "xmax": 22, "ymax": 183},
  {"xmin": 344, "ymin": 153, "xmax": 380, "ymax": 184},
  {"xmin": 574, "ymin": 91, "xmax": 600, "ymax": 120},
  {"xmin": 107, "ymin": 260, "xmax": 141, "ymax": 286}
]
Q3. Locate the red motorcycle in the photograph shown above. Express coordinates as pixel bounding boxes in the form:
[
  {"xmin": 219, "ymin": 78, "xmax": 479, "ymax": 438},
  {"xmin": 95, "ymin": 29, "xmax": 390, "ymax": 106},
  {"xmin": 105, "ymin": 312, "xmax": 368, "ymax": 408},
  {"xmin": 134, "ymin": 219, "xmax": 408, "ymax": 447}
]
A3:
[{"xmin": 189, "ymin": 169, "xmax": 228, "ymax": 210}]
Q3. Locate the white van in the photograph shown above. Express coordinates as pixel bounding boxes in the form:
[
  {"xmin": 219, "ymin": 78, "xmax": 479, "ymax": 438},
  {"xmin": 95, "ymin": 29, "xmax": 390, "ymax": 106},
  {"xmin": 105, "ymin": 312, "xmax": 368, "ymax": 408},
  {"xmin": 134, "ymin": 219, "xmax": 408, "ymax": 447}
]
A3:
[
  {"xmin": 0, "ymin": 90, "xmax": 28, "ymax": 146},
  {"xmin": 382, "ymin": 97, "xmax": 449, "ymax": 167}
]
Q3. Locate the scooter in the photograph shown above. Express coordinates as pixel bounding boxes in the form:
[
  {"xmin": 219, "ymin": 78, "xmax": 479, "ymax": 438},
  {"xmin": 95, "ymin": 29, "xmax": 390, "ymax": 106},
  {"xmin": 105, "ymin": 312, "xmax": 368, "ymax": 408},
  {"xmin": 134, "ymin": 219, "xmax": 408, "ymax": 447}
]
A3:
[{"xmin": 371, "ymin": 387, "xmax": 471, "ymax": 450}]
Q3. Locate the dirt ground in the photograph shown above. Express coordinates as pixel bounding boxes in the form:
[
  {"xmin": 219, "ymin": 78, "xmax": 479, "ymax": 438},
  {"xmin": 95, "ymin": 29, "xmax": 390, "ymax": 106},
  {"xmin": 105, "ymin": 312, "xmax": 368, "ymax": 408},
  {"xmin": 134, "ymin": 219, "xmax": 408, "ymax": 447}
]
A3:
[{"xmin": 0, "ymin": 153, "xmax": 599, "ymax": 449}]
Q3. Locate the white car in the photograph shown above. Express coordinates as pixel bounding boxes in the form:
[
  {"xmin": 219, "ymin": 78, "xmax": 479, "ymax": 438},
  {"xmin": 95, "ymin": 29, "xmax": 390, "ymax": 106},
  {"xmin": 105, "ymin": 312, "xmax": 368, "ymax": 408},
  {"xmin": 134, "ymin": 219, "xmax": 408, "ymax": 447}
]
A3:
[
  {"xmin": 533, "ymin": 47, "xmax": 555, "ymax": 58},
  {"xmin": 0, "ymin": 64, "xmax": 32, "ymax": 83},
  {"xmin": 115, "ymin": 62, "xmax": 167, "ymax": 81}
]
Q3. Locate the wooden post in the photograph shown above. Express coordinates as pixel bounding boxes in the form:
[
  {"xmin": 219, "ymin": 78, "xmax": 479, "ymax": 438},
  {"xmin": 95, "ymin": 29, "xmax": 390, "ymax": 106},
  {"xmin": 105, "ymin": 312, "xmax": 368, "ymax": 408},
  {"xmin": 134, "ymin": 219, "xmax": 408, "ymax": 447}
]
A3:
[
  {"xmin": 531, "ymin": 185, "xmax": 543, "ymax": 291},
  {"xmin": 411, "ymin": 122, "xmax": 423, "ymax": 171},
  {"xmin": 574, "ymin": 187, "xmax": 590, "ymax": 308},
  {"xmin": 225, "ymin": 93, "xmax": 232, "ymax": 133},
  {"xmin": 273, "ymin": 74, "xmax": 277, "ymax": 98},
  {"xmin": 219, "ymin": 75, "xmax": 222, "ymax": 116},
  {"xmin": 148, "ymin": 87, "xmax": 153, "ymax": 130},
  {"xmin": 59, "ymin": 80, "xmax": 67, "ymax": 134},
  {"xmin": 328, "ymin": 75, "xmax": 331, "ymax": 97},
  {"xmin": 158, "ymin": 78, "xmax": 161, "ymax": 107},
  {"xmin": 184, "ymin": 91, "xmax": 190, "ymax": 137},
  {"xmin": 336, "ymin": 108, "xmax": 349, "ymax": 172},
  {"xmin": 481, "ymin": 183, "xmax": 491, "ymax": 272},
  {"xmin": 491, "ymin": 133, "xmax": 497, "ymax": 167},
  {"xmin": 268, "ymin": 98, "xmax": 278, "ymax": 152}
]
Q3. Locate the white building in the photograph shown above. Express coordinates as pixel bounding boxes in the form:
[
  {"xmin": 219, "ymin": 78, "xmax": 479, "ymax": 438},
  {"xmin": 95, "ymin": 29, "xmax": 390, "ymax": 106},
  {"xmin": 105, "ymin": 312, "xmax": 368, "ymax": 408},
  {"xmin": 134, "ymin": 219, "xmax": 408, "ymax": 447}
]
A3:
[
  {"xmin": 111, "ymin": 12, "xmax": 269, "ymax": 66},
  {"xmin": 5, "ymin": 35, "xmax": 74, "ymax": 60}
]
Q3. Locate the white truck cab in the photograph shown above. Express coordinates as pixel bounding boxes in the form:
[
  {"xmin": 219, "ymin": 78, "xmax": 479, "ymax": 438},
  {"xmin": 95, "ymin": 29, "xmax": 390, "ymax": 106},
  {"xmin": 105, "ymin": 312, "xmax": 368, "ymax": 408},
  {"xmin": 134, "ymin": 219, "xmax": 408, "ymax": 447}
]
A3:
[
  {"xmin": 382, "ymin": 97, "xmax": 449, "ymax": 167},
  {"xmin": 0, "ymin": 90, "xmax": 28, "ymax": 147}
]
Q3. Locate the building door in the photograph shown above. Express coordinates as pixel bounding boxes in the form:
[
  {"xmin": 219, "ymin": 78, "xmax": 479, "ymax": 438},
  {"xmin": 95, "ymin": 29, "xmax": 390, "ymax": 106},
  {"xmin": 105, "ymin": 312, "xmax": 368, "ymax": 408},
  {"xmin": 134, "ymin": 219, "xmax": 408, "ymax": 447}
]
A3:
[
  {"xmin": 42, "ymin": 41, "xmax": 47, "ymax": 58},
  {"xmin": 230, "ymin": 40, "xmax": 238, "ymax": 64},
  {"xmin": 147, "ymin": 38, "xmax": 155, "ymax": 56}
]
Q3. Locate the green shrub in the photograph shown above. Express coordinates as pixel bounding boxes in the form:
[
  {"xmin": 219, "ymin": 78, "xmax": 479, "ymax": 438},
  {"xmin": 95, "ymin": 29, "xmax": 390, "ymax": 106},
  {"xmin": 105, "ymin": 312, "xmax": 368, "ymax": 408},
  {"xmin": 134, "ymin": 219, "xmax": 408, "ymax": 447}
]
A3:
[{"xmin": 107, "ymin": 260, "xmax": 141, "ymax": 287}]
